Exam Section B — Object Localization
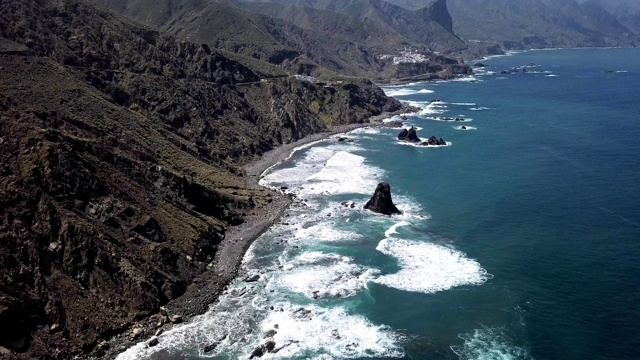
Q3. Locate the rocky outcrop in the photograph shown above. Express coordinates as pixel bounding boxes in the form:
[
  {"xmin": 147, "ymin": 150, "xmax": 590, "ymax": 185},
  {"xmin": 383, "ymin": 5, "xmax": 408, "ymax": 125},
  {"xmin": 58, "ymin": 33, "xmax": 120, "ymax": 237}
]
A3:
[
  {"xmin": 398, "ymin": 127, "xmax": 421, "ymax": 142},
  {"xmin": 423, "ymin": 136, "xmax": 447, "ymax": 146},
  {"xmin": 364, "ymin": 183, "xmax": 401, "ymax": 215}
]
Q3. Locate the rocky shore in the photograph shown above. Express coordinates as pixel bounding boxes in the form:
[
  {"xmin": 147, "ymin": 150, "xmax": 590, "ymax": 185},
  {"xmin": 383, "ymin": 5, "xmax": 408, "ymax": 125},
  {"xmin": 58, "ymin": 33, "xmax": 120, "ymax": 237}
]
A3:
[{"xmin": 102, "ymin": 108, "xmax": 414, "ymax": 358}]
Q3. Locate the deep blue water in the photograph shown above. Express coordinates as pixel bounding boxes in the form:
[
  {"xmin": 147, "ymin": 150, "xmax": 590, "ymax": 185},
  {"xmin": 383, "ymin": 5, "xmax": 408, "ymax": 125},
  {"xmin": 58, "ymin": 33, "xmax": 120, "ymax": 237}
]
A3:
[{"xmin": 119, "ymin": 48, "xmax": 640, "ymax": 360}]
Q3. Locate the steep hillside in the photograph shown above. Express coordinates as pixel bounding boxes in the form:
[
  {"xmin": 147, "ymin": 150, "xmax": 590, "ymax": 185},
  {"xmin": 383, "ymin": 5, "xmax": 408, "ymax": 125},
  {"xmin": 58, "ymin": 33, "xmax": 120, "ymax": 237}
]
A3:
[
  {"xmin": 0, "ymin": 0, "xmax": 402, "ymax": 358},
  {"xmin": 446, "ymin": 0, "xmax": 638, "ymax": 53},
  {"xmin": 100, "ymin": 0, "xmax": 470, "ymax": 79},
  {"xmin": 592, "ymin": 0, "xmax": 640, "ymax": 36},
  {"xmin": 240, "ymin": 0, "xmax": 466, "ymax": 53},
  {"xmin": 587, "ymin": 0, "xmax": 640, "ymax": 18},
  {"xmin": 388, "ymin": 0, "xmax": 638, "ymax": 57}
]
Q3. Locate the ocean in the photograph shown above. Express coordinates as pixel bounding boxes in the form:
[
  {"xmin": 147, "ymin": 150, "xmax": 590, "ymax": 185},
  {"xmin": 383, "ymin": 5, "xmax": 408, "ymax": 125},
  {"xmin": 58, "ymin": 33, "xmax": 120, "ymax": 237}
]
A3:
[{"xmin": 118, "ymin": 48, "xmax": 640, "ymax": 360}]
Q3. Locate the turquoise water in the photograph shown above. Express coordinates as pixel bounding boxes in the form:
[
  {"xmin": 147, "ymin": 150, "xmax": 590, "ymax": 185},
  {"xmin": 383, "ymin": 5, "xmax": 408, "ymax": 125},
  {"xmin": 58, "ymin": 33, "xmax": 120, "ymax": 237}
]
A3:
[{"xmin": 119, "ymin": 48, "xmax": 640, "ymax": 360}]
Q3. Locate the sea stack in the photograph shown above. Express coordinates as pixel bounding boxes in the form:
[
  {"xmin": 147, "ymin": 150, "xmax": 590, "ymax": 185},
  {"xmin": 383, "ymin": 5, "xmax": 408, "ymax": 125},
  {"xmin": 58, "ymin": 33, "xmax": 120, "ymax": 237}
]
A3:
[
  {"xmin": 364, "ymin": 182, "xmax": 402, "ymax": 215},
  {"xmin": 398, "ymin": 126, "xmax": 421, "ymax": 142}
]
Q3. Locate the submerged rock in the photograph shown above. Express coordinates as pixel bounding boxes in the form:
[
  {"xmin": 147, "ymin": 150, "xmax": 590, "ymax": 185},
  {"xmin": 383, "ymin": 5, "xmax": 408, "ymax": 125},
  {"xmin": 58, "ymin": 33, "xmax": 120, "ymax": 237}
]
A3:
[
  {"xmin": 363, "ymin": 182, "xmax": 401, "ymax": 215},
  {"xmin": 244, "ymin": 274, "xmax": 260, "ymax": 282},
  {"xmin": 398, "ymin": 126, "xmax": 421, "ymax": 142}
]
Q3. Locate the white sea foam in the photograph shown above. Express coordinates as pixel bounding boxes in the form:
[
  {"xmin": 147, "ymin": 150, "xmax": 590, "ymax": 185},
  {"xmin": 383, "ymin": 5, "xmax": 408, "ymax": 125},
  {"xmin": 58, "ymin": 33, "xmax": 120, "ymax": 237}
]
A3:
[
  {"xmin": 396, "ymin": 141, "xmax": 452, "ymax": 148},
  {"xmin": 425, "ymin": 116, "xmax": 472, "ymax": 122},
  {"xmin": 374, "ymin": 238, "xmax": 491, "ymax": 294},
  {"xmin": 299, "ymin": 151, "xmax": 382, "ymax": 197},
  {"xmin": 420, "ymin": 105, "xmax": 446, "ymax": 116},
  {"xmin": 259, "ymin": 304, "xmax": 405, "ymax": 358},
  {"xmin": 261, "ymin": 145, "xmax": 381, "ymax": 199},
  {"xmin": 384, "ymin": 221, "xmax": 411, "ymax": 237},
  {"xmin": 294, "ymin": 222, "xmax": 361, "ymax": 243},
  {"xmin": 393, "ymin": 195, "xmax": 431, "ymax": 221},
  {"xmin": 259, "ymin": 146, "xmax": 337, "ymax": 189},
  {"xmin": 451, "ymin": 327, "xmax": 532, "ymax": 360},
  {"xmin": 452, "ymin": 76, "xmax": 482, "ymax": 83},
  {"xmin": 450, "ymin": 102, "xmax": 477, "ymax": 106},
  {"xmin": 348, "ymin": 127, "xmax": 381, "ymax": 135},
  {"xmin": 470, "ymin": 107, "xmax": 491, "ymax": 111},
  {"xmin": 546, "ymin": 74, "xmax": 559, "ymax": 77},
  {"xmin": 455, "ymin": 126, "xmax": 477, "ymax": 131},
  {"xmin": 272, "ymin": 252, "xmax": 379, "ymax": 299},
  {"xmin": 418, "ymin": 89, "xmax": 435, "ymax": 94},
  {"xmin": 384, "ymin": 88, "xmax": 419, "ymax": 97}
]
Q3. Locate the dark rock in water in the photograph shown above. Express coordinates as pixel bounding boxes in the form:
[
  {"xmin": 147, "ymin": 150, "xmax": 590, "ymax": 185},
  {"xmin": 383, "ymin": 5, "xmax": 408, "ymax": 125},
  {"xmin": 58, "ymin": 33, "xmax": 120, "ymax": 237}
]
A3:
[
  {"xmin": 264, "ymin": 329, "xmax": 277, "ymax": 338},
  {"xmin": 265, "ymin": 339, "xmax": 276, "ymax": 352},
  {"xmin": 250, "ymin": 345, "xmax": 265, "ymax": 359},
  {"xmin": 293, "ymin": 307, "xmax": 313, "ymax": 319},
  {"xmin": 204, "ymin": 343, "xmax": 217, "ymax": 353},
  {"xmin": 280, "ymin": 186, "xmax": 288, "ymax": 190},
  {"xmin": 244, "ymin": 274, "xmax": 260, "ymax": 282},
  {"xmin": 500, "ymin": 70, "xmax": 509, "ymax": 74},
  {"xmin": 148, "ymin": 337, "xmax": 159, "ymax": 347},
  {"xmin": 337, "ymin": 137, "xmax": 347, "ymax": 142},
  {"xmin": 401, "ymin": 115, "xmax": 408, "ymax": 120},
  {"xmin": 461, "ymin": 126, "xmax": 467, "ymax": 130},
  {"xmin": 249, "ymin": 339, "xmax": 277, "ymax": 359},
  {"xmin": 364, "ymin": 182, "xmax": 401, "ymax": 215},
  {"xmin": 423, "ymin": 136, "xmax": 447, "ymax": 146},
  {"xmin": 473, "ymin": 62, "xmax": 488, "ymax": 67},
  {"xmin": 398, "ymin": 126, "xmax": 421, "ymax": 142}
]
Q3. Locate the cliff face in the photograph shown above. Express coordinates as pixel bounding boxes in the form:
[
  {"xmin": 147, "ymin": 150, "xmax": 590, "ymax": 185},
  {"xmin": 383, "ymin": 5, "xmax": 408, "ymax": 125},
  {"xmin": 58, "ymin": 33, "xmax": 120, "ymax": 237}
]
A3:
[
  {"xmin": 419, "ymin": 0, "xmax": 454, "ymax": 34},
  {"xmin": 0, "ymin": 0, "xmax": 402, "ymax": 358}
]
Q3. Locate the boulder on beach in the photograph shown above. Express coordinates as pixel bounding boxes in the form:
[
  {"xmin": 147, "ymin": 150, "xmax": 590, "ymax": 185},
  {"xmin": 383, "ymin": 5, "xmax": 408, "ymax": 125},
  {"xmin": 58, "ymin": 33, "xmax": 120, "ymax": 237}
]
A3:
[
  {"xmin": 364, "ymin": 182, "xmax": 401, "ymax": 215},
  {"xmin": 398, "ymin": 126, "xmax": 421, "ymax": 142}
]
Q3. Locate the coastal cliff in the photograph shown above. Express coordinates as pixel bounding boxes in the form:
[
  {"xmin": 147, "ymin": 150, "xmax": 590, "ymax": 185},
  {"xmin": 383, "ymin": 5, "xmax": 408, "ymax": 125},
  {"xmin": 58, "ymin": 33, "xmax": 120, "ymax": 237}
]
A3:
[{"xmin": 0, "ymin": 0, "xmax": 403, "ymax": 357}]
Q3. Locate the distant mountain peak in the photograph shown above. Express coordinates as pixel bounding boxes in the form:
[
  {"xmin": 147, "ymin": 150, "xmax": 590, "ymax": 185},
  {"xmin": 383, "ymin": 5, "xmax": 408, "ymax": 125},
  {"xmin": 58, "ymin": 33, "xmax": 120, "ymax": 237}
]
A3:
[{"xmin": 419, "ymin": 0, "xmax": 454, "ymax": 34}]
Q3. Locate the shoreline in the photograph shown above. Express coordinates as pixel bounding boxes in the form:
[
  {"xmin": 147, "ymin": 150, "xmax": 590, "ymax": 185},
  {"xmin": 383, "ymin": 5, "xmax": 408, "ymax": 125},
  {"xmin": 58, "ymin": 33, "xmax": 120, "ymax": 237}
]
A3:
[{"xmin": 104, "ymin": 108, "xmax": 413, "ymax": 358}]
